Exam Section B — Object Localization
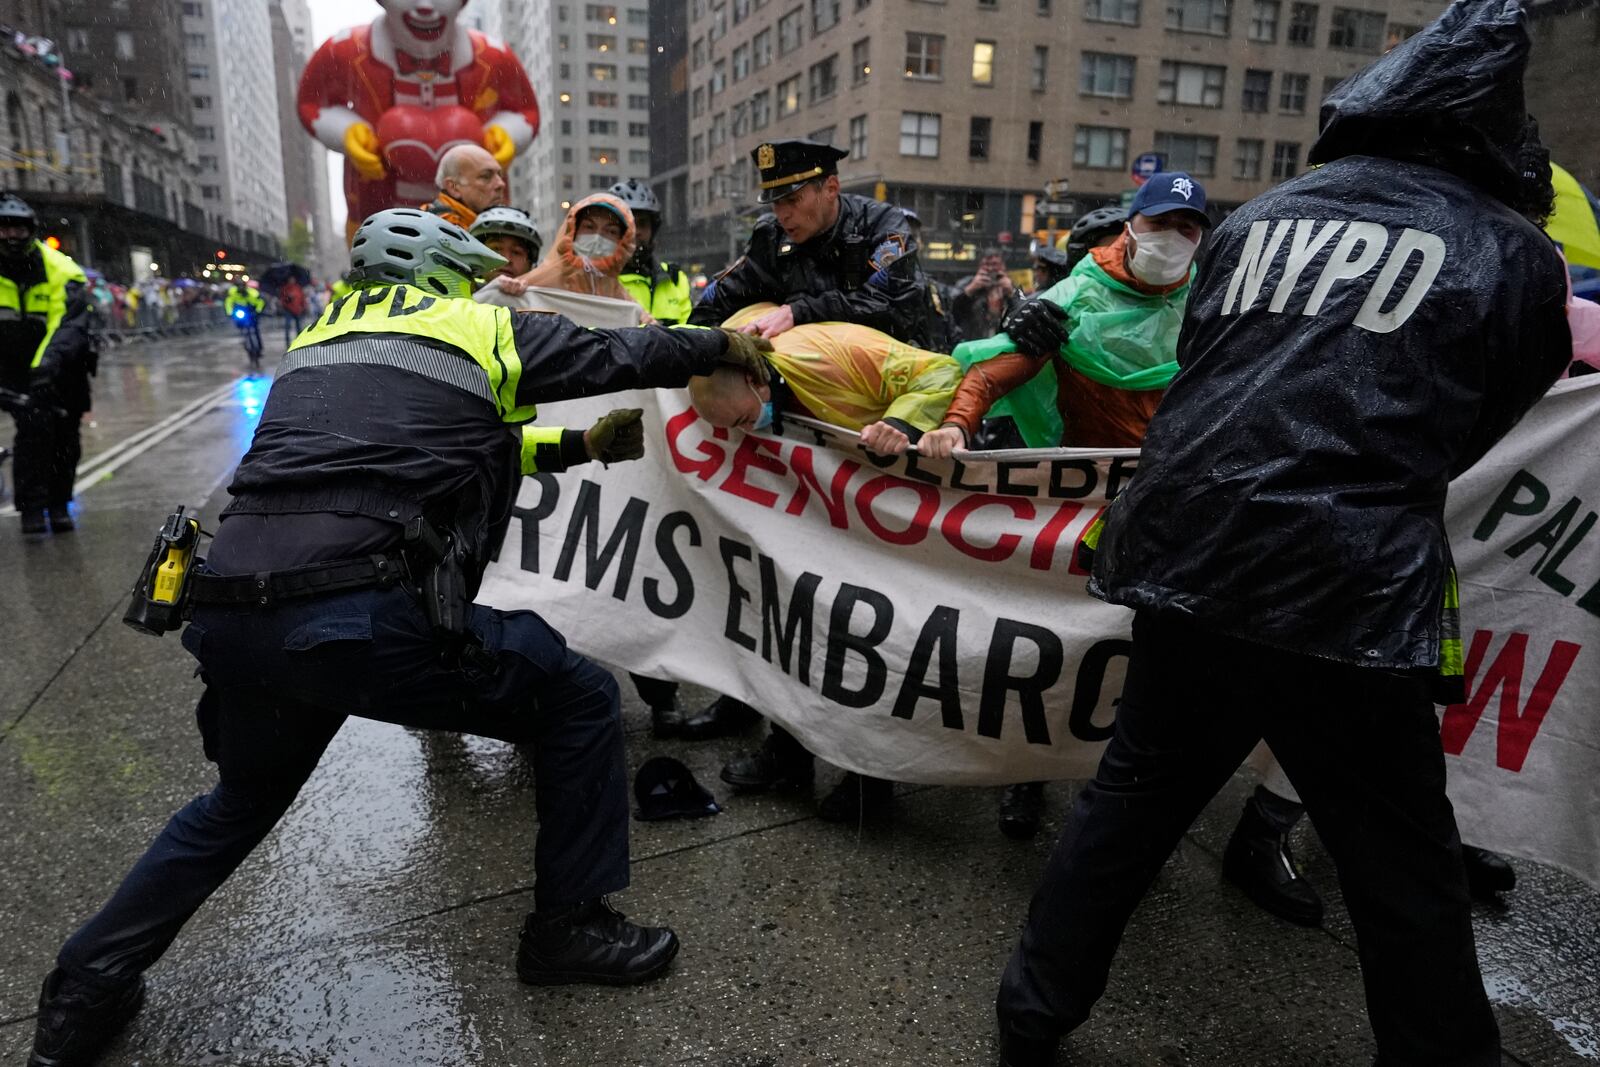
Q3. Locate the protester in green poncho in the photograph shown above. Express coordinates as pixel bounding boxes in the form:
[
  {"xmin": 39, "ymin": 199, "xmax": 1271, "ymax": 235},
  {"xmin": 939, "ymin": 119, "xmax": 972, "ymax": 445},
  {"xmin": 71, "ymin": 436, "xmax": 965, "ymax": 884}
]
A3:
[{"xmin": 922, "ymin": 173, "xmax": 1210, "ymax": 455}]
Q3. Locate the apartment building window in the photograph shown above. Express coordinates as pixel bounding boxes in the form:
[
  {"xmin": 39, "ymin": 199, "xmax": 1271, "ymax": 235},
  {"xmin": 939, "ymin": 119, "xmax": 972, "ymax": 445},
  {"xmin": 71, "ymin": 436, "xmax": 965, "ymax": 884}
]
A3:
[
  {"xmin": 629, "ymin": 65, "xmax": 649, "ymax": 82},
  {"xmin": 853, "ymin": 38, "xmax": 871, "ymax": 83},
  {"xmin": 589, "ymin": 174, "xmax": 615, "ymax": 190},
  {"xmin": 1278, "ymin": 72, "xmax": 1308, "ymax": 113},
  {"xmin": 182, "ymin": 1, "xmax": 203, "ymax": 14},
  {"xmin": 629, "ymin": 36, "xmax": 648, "ymax": 52},
  {"xmin": 778, "ymin": 73, "xmax": 802, "ymax": 115},
  {"xmin": 1031, "ymin": 46, "xmax": 1048, "ymax": 90},
  {"xmin": 631, "ymin": 149, "xmax": 650, "ymax": 164},
  {"xmin": 754, "ymin": 28, "xmax": 774, "ymax": 67},
  {"xmin": 809, "ymin": 55, "xmax": 839, "ymax": 101},
  {"xmin": 733, "ymin": 43, "xmax": 751, "ymax": 80},
  {"xmin": 905, "ymin": 33, "xmax": 944, "ymax": 79},
  {"xmin": 979, "ymin": 0, "xmax": 998, "ymax": 9},
  {"xmin": 588, "ymin": 33, "xmax": 618, "ymax": 49},
  {"xmin": 1321, "ymin": 74, "xmax": 1344, "ymax": 102},
  {"xmin": 1328, "ymin": 7, "xmax": 1384, "ymax": 50},
  {"xmin": 1248, "ymin": 0, "xmax": 1279, "ymax": 39},
  {"xmin": 710, "ymin": 3, "xmax": 728, "ymax": 38},
  {"xmin": 1027, "ymin": 120, "xmax": 1043, "ymax": 162},
  {"xmin": 1157, "ymin": 61, "xmax": 1225, "ymax": 107},
  {"xmin": 1073, "ymin": 125, "xmax": 1128, "ymax": 168},
  {"xmin": 629, "ymin": 121, "xmax": 649, "ymax": 135},
  {"xmin": 712, "ymin": 58, "xmax": 727, "ymax": 92},
  {"xmin": 710, "ymin": 113, "xmax": 727, "ymax": 146},
  {"xmin": 779, "ymin": 8, "xmax": 804, "ymax": 53},
  {"xmin": 969, "ymin": 116, "xmax": 992, "ymax": 160},
  {"xmin": 563, "ymin": 147, "xmax": 575, "ymax": 163},
  {"xmin": 692, "ymin": 86, "xmax": 706, "ymax": 116},
  {"xmin": 1038, "ymin": 0, "xmax": 1051, "ymax": 12},
  {"xmin": 560, "ymin": 34, "xmax": 572, "ymax": 50},
  {"xmin": 1154, "ymin": 131, "xmax": 1218, "ymax": 175},
  {"xmin": 813, "ymin": 0, "xmax": 841, "ymax": 32},
  {"xmin": 1080, "ymin": 53, "xmax": 1135, "ymax": 98},
  {"xmin": 201, "ymin": 184, "xmax": 219, "ymax": 199},
  {"xmin": 1272, "ymin": 140, "xmax": 1300, "ymax": 180},
  {"xmin": 691, "ymin": 180, "xmax": 704, "ymax": 208},
  {"xmin": 849, "ymin": 114, "xmax": 868, "ymax": 158},
  {"xmin": 561, "ymin": 120, "xmax": 574, "ymax": 134},
  {"xmin": 589, "ymin": 119, "xmax": 619, "ymax": 134},
  {"xmin": 735, "ymin": 0, "xmax": 752, "ymax": 21},
  {"xmin": 1386, "ymin": 21, "xmax": 1420, "ymax": 47},
  {"xmin": 1166, "ymin": 0, "xmax": 1230, "ymax": 34},
  {"xmin": 1241, "ymin": 69, "xmax": 1270, "ymax": 111},
  {"xmin": 559, "ymin": 5, "xmax": 571, "ymax": 20},
  {"xmin": 972, "ymin": 41, "xmax": 996, "ymax": 85},
  {"xmin": 630, "ymin": 4, "xmax": 651, "ymax": 20},
  {"xmin": 188, "ymin": 65, "xmax": 209, "ymax": 80},
  {"xmin": 900, "ymin": 111, "xmax": 941, "ymax": 156},
  {"xmin": 692, "ymin": 37, "xmax": 706, "ymax": 67},
  {"xmin": 692, "ymin": 134, "xmax": 705, "ymax": 162},
  {"xmin": 191, "ymin": 95, "xmax": 212, "ymax": 111},
  {"xmin": 590, "ymin": 146, "xmax": 620, "ymax": 163},
  {"xmin": 590, "ymin": 63, "xmax": 618, "ymax": 80},
  {"xmin": 1084, "ymin": 0, "xmax": 1139, "ymax": 21},
  {"xmin": 809, "ymin": 125, "xmax": 837, "ymax": 145},
  {"xmin": 1287, "ymin": 2, "xmax": 1317, "ymax": 44},
  {"xmin": 559, "ymin": 63, "xmax": 572, "ymax": 78},
  {"xmin": 628, "ymin": 94, "xmax": 649, "ymax": 109},
  {"xmin": 587, "ymin": 5, "xmax": 617, "ymax": 20},
  {"xmin": 590, "ymin": 91, "xmax": 619, "ymax": 106},
  {"xmin": 1234, "ymin": 138, "xmax": 1263, "ymax": 179},
  {"xmin": 751, "ymin": 89, "xmax": 772, "ymax": 127},
  {"xmin": 562, "ymin": 175, "xmax": 575, "ymax": 191},
  {"xmin": 115, "ymin": 31, "xmax": 136, "ymax": 59}
]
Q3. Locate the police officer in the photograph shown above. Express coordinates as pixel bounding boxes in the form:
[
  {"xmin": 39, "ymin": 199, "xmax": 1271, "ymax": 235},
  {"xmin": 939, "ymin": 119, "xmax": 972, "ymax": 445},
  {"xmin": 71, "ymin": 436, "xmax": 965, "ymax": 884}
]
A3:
[
  {"xmin": 611, "ymin": 179, "xmax": 693, "ymax": 325},
  {"xmin": 28, "ymin": 209, "xmax": 773, "ymax": 1067},
  {"xmin": 690, "ymin": 139, "xmax": 928, "ymax": 345},
  {"xmin": 0, "ymin": 192, "xmax": 93, "ymax": 537},
  {"xmin": 686, "ymin": 140, "xmax": 927, "ymax": 820}
]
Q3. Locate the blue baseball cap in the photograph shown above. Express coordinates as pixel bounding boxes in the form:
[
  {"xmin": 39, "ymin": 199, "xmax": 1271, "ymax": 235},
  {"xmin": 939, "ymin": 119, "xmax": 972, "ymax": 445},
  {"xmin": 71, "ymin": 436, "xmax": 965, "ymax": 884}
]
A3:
[{"xmin": 1129, "ymin": 172, "xmax": 1210, "ymax": 226}]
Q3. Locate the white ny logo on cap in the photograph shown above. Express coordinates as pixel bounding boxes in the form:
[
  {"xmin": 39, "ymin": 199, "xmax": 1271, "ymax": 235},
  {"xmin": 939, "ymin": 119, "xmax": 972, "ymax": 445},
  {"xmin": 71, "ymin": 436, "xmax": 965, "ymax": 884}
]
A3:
[{"xmin": 1171, "ymin": 177, "xmax": 1195, "ymax": 201}]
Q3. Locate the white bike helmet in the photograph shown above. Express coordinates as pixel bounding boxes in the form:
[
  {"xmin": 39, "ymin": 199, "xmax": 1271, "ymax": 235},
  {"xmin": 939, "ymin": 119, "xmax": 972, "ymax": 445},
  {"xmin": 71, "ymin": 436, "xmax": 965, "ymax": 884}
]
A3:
[
  {"xmin": 348, "ymin": 208, "xmax": 506, "ymax": 298},
  {"xmin": 470, "ymin": 206, "xmax": 545, "ymax": 263}
]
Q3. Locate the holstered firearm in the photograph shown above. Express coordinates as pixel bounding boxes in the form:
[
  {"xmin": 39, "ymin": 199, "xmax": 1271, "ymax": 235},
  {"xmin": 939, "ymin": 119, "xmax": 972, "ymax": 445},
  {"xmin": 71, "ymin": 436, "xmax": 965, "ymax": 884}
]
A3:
[{"xmin": 403, "ymin": 516, "xmax": 498, "ymax": 675}]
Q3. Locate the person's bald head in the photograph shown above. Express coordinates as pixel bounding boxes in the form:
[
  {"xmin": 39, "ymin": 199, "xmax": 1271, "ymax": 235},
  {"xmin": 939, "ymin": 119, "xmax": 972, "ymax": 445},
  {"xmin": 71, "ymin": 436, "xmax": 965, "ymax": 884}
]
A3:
[
  {"xmin": 436, "ymin": 144, "xmax": 507, "ymax": 212},
  {"xmin": 688, "ymin": 365, "xmax": 771, "ymax": 430}
]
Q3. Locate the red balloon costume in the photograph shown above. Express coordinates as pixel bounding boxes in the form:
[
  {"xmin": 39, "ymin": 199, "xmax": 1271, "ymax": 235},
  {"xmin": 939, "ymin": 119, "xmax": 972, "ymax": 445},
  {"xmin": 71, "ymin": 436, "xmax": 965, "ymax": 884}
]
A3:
[{"xmin": 297, "ymin": 0, "xmax": 539, "ymax": 239}]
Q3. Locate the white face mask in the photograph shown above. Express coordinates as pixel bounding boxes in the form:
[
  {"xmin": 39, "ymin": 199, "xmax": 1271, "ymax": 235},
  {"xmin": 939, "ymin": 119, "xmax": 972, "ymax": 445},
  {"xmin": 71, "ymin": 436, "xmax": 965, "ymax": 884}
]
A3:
[
  {"xmin": 1126, "ymin": 224, "xmax": 1197, "ymax": 286},
  {"xmin": 573, "ymin": 233, "xmax": 618, "ymax": 260}
]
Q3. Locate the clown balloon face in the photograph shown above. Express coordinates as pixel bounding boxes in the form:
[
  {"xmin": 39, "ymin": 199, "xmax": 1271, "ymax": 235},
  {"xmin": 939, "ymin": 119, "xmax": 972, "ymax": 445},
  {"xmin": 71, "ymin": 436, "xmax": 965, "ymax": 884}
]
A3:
[{"xmin": 379, "ymin": 0, "xmax": 467, "ymax": 51}]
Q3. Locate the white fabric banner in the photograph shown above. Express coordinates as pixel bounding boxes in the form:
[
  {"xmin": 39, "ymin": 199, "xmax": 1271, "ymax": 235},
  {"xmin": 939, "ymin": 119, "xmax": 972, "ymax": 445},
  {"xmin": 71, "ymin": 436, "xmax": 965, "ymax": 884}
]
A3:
[{"xmin": 479, "ymin": 376, "xmax": 1600, "ymax": 888}]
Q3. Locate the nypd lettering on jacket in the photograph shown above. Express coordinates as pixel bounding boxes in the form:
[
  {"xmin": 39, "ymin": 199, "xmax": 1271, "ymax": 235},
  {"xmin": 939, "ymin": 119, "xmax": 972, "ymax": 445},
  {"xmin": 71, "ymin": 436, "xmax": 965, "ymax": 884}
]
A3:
[{"xmin": 1220, "ymin": 218, "xmax": 1445, "ymax": 333}]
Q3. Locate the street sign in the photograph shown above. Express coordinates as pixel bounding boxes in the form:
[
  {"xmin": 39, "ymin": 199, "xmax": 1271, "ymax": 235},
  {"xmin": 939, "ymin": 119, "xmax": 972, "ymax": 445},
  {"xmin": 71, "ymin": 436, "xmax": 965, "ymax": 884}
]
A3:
[
  {"xmin": 1037, "ymin": 201, "xmax": 1078, "ymax": 218},
  {"xmin": 1131, "ymin": 153, "xmax": 1164, "ymax": 186}
]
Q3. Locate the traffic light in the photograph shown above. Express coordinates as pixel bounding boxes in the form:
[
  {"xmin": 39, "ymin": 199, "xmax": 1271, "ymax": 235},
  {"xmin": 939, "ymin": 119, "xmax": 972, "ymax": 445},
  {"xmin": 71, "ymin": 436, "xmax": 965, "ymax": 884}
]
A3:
[{"xmin": 43, "ymin": 235, "xmax": 61, "ymax": 250}]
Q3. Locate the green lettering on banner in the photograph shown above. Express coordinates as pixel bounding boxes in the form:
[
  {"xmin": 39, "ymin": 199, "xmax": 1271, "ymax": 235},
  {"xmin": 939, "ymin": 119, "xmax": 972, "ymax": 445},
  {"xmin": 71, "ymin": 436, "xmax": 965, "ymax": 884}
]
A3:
[{"xmin": 1473, "ymin": 468, "xmax": 1549, "ymax": 541}]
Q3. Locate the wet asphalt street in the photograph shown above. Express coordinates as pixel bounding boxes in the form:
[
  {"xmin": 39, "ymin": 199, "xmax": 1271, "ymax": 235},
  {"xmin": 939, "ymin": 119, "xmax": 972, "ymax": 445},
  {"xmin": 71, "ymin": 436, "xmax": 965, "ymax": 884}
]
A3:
[{"xmin": 1, "ymin": 329, "xmax": 1597, "ymax": 1067}]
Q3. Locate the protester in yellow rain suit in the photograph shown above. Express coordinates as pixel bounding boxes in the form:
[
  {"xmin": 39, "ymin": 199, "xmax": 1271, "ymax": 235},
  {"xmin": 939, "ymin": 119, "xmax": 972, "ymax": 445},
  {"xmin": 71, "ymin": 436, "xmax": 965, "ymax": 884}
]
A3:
[{"xmin": 689, "ymin": 302, "xmax": 962, "ymax": 454}]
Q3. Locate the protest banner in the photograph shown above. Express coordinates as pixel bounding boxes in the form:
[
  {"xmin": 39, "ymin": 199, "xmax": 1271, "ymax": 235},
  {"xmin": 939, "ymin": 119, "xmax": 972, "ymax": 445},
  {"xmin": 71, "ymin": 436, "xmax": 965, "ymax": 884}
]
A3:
[{"xmin": 479, "ymin": 376, "xmax": 1600, "ymax": 887}]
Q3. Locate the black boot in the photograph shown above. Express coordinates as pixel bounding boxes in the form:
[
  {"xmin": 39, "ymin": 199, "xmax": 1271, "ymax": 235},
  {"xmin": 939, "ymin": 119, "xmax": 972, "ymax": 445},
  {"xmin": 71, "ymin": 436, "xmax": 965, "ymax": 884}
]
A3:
[
  {"xmin": 998, "ymin": 782, "xmax": 1046, "ymax": 840},
  {"xmin": 1463, "ymin": 845, "xmax": 1516, "ymax": 900},
  {"xmin": 680, "ymin": 695, "xmax": 761, "ymax": 740},
  {"xmin": 1223, "ymin": 786, "xmax": 1323, "ymax": 927},
  {"xmin": 29, "ymin": 968, "xmax": 145, "ymax": 1067},
  {"xmin": 720, "ymin": 726, "xmax": 814, "ymax": 792},
  {"xmin": 516, "ymin": 898, "xmax": 679, "ymax": 986},
  {"xmin": 998, "ymin": 1030, "xmax": 1059, "ymax": 1067},
  {"xmin": 48, "ymin": 504, "xmax": 75, "ymax": 533},
  {"xmin": 20, "ymin": 508, "xmax": 48, "ymax": 537},
  {"xmin": 630, "ymin": 675, "xmax": 683, "ymax": 738},
  {"xmin": 817, "ymin": 772, "xmax": 894, "ymax": 823}
]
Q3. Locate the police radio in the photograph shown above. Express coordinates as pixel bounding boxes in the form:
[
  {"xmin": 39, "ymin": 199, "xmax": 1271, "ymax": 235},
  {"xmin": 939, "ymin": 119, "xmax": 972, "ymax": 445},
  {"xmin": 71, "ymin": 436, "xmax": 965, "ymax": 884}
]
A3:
[{"xmin": 123, "ymin": 506, "xmax": 207, "ymax": 636}]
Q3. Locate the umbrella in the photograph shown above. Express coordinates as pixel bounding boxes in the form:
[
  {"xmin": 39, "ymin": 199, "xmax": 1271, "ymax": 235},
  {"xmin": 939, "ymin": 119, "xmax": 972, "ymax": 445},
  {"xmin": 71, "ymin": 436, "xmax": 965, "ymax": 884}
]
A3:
[
  {"xmin": 257, "ymin": 262, "xmax": 312, "ymax": 295},
  {"xmin": 170, "ymin": 277, "xmax": 198, "ymax": 288},
  {"xmin": 1548, "ymin": 164, "xmax": 1600, "ymax": 271}
]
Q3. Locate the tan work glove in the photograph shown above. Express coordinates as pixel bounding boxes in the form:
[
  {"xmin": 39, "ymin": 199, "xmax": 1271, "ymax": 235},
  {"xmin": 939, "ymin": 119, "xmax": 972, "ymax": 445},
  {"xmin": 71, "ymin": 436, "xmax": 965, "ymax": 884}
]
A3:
[
  {"xmin": 585, "ymin": 408, "xmax": 646, "ymax": 464},
  {"xmin": 719, "ymin": 329, "xmax": 774, "ymax": 384}
]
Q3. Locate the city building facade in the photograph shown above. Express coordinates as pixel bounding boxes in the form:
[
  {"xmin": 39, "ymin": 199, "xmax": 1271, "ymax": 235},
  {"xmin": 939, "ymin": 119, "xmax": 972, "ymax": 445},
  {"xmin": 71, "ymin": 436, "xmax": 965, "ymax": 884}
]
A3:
[
  {"xmin": 270, "ymin": 0, "xmax": 339, "ymax": 278},
  {"xmin": 183, "ymin": 0, "xmax": 288, "ymax": 256},
  {"xmin": 1525, "ymin": 0, "xmax": 1599, "ymax": 191},
  {"xmin": 672, "ymin": 0, "xmax": 1447, "ymax": 278},
  {"xmin": 501, "ymin": 0, "xmax": 655, "ymax": 236}
]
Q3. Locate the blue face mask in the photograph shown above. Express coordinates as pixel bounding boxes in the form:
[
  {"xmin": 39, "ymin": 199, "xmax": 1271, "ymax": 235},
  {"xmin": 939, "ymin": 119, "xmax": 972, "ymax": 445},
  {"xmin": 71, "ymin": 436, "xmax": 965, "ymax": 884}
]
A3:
[{"xmin": 754, "ymin": 401, "xmax": 774, "ymax": 431}]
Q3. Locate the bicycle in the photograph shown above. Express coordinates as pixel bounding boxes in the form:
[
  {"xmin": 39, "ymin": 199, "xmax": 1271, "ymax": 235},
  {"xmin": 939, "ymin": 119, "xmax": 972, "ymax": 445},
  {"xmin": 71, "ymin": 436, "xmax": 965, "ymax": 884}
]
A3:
[{"xmin": 231, "ymin": 304, "xmax": 264, "ymax": 371}]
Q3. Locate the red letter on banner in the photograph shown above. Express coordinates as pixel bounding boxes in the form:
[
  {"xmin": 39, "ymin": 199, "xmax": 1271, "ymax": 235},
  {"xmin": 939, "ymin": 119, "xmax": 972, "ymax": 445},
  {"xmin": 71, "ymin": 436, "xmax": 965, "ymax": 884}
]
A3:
[
  {"xmin": 857, "ymin": 476, "xmax": 940, "ymax": 546},
  {"xmin": 665, "ymin": 407, "xmax": 727, "ymax": 481},
  {"xmin": 721, "ymin": 435, "xmax": 787, "ymax": 508},
  {"xmin": 1439, "ymin": 631, "xmax": 1583, "ymax": 772},
  {"xmin": 1030, "ymin": 502, "xmax": 1085, "ymax": 572},
  {"xmin": 941, "ymin": 495, "xmax": 1036, "ymax": 563},
  {"xmin": 786, "ymin": 446, "xmax": 857, "ymax": 529}
]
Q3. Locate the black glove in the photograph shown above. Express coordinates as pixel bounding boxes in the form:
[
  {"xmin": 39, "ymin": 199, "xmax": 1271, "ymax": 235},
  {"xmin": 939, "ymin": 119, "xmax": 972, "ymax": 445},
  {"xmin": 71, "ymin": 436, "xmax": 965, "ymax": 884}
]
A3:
[
  {"xmin": 25, "ymin": 372, "xmax": 61, "ymax": 414},
  {"xmin": 719, "ymin": 328, "xmax": 774, "ymax": 384},
  {"xmin": 1003, "ymin": 298, "xmax": 1071, "ymax": 358},
  {"xmin": 585, "ymin": 408, "xmax": 646, "ymax": 464}
]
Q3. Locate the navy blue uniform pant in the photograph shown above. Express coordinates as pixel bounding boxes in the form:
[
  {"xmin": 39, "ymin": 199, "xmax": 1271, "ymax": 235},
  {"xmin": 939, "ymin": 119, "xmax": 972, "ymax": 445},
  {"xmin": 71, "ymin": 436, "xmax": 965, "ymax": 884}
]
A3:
[
  {"xmin": 57, "ymin": 584, "xmax": 629, "ymax": 983},
  {"xmin": 998, "ymin": 610, "xmax": 1500, "ymax": 1067}
]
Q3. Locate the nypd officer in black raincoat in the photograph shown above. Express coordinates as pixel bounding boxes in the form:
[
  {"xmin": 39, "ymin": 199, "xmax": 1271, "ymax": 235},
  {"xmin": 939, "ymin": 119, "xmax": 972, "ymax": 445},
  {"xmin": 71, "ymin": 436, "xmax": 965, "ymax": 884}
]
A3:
[
  {"xmin": 678, "ymin": 139, "xmax": 929, "ymax": 817},
  {"xmin": 995, "ymin": 2, "xmax": 1572, "ymax": 1065},
  {"xmin": 28, "ymin": 209, "xmax": 773, "ymax": 1067}
]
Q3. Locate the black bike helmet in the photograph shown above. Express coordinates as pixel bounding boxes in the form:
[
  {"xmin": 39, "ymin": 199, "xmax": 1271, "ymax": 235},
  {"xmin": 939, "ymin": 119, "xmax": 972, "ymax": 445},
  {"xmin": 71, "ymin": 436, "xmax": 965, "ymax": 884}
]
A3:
[{"xmin": 1064, "ymin": 205, "xmax": 1128, "ymax": 270}]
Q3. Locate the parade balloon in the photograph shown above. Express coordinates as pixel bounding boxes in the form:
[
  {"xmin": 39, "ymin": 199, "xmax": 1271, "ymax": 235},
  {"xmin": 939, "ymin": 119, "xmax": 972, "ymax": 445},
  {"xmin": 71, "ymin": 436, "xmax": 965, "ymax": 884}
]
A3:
[{"xmin": 377, "ymin": 105, "xmax": 485, "ymax": 188}]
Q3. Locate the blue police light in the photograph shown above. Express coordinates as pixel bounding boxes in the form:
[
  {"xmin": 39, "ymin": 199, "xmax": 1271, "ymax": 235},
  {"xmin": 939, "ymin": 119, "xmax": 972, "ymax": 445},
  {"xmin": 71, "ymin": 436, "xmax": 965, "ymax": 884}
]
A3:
[{"xmin": 232, "ymin": 307, "xmax": 246, "ymax": 320}]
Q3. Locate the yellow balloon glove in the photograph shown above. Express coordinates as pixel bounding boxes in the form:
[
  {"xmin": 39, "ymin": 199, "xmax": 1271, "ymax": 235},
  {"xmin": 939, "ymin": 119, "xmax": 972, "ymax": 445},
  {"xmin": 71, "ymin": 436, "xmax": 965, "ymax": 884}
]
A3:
[
  {"xmin": 483, "ymin": 124, "xmax": 516, "ymax": 168},
  {"xmin": 344, "ymin": 122, "xmax": 386, "ymax": 181}
]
